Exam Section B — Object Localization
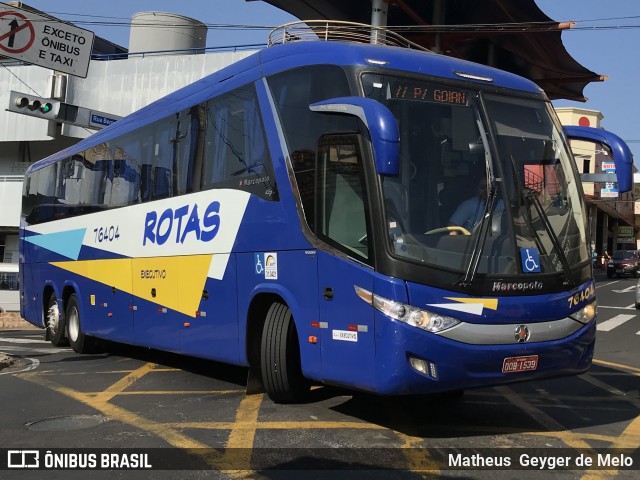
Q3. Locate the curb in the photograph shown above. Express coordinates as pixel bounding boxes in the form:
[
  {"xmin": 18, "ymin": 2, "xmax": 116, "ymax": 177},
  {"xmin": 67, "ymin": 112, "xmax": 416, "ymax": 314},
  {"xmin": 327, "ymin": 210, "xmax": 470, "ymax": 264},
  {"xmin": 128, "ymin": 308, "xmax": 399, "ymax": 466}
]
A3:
[{"xmin": 0, "ymin": 353, "xmax": 14, "ymax": 369}]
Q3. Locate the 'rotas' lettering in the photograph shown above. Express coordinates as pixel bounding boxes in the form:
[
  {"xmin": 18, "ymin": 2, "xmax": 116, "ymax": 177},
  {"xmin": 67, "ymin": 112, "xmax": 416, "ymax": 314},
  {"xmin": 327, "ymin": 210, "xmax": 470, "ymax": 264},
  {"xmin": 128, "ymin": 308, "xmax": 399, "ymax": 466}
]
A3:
[{"xmin": 143, "ymin": 201, "xmax": 220, "ymax": 246}]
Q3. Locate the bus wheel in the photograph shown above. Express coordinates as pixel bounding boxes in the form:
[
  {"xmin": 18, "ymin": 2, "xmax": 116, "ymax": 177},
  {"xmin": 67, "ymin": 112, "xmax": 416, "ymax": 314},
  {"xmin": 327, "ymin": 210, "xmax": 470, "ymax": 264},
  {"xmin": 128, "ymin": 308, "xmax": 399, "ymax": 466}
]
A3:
[
  {"xmin": 66, "ymin": 294, "xmax": 95, "ymax": 354},
  {"xmin": 46, "ymin": 293, "xmax": 67, "ymax": 347},
  {"xmin": 260, "ymin": 302, "xmax": 309, "ymax": 403}
]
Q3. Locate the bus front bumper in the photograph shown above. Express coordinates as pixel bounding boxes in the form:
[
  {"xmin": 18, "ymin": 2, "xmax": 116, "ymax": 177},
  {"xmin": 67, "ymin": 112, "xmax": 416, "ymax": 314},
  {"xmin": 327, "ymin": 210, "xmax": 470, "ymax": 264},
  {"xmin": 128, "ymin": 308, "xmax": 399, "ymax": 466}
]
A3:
[{"xmin": 370, "ymin": 314, "xmax": 596, "ymax": 396}]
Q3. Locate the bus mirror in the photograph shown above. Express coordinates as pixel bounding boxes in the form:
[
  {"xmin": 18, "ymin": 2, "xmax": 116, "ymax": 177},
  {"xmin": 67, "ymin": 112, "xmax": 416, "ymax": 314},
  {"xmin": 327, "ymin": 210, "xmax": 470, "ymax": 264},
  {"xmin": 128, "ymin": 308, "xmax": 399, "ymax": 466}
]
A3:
[
  {"xmin": 564, "ymin": 125, "xmax": 634, "ymax": 193},
  {"xmin": 309, "ymin": 97, "xmax": 399, "ymax": 176}
]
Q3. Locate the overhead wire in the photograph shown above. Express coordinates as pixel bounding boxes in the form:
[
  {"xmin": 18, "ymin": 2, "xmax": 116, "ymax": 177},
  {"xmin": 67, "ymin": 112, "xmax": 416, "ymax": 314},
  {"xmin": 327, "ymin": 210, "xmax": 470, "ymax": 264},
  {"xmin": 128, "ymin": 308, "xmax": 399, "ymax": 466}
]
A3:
[
  {"xmin": 0, "ymin": 64, "xmax": 43, "ymax": 96},
  {"xmin": 15, "ymin": 10, "xmax": 640, "ymax": 33}
]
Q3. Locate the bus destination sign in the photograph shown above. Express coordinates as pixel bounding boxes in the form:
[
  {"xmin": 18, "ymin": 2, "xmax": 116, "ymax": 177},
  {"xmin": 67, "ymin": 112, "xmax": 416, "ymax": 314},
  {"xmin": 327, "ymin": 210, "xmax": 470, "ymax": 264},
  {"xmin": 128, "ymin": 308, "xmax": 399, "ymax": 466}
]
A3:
[{"xmin": 391, "ymin": 81, "xmax": 469, "ymax": 106}]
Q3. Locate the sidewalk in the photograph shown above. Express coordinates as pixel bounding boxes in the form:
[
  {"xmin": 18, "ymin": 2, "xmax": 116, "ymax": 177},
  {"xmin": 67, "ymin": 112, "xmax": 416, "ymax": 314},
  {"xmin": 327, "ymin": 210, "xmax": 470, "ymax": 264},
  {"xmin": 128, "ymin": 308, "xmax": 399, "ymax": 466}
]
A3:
[
  {"xmin": 0, "ymin": 314, "xmax": 38, "ymax": 372},
  {"xmin": 0, "ymin": 313, "xmax": 39, "ymax": 330}
]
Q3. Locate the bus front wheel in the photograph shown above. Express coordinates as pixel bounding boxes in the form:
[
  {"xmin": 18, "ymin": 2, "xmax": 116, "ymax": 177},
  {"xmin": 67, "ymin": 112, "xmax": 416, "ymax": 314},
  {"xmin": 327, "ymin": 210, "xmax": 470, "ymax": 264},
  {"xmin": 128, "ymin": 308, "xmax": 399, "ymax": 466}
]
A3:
[
  {"xmin": 260, "ymin": 302, "xmax": 309, "ymax": 403},
  {"xmin": 46, "ymin": 292, "xmax": 67, "ymax": 347},
  {"xmin": 66, "ymin": 294, "xmax": 96, "ymax": 354}
]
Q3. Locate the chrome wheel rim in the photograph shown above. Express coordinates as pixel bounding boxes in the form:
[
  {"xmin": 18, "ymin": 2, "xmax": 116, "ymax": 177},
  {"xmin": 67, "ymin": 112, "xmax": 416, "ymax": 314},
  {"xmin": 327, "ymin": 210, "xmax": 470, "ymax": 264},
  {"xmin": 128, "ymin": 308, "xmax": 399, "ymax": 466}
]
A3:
[
  {"xmin": 47, "ymin": 302, "xmax": 60, "ymax": 335},
  {"xmin": 68, "ymin": 306, "xmax": 80, "ymax": 342}
]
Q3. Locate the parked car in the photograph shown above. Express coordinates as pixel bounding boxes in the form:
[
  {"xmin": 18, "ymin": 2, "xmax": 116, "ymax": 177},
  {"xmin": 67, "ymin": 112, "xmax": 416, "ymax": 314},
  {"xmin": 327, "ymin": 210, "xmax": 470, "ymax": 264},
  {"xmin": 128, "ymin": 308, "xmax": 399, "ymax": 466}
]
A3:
[{"xmin": 606, "ymin": 250, "xmax": 640, "ymax": 278}]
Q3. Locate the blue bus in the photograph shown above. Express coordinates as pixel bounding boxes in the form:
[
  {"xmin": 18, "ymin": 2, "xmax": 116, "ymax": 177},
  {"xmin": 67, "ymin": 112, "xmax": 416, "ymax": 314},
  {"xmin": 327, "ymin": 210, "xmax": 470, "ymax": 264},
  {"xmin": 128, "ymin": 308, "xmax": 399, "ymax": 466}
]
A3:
[{"xmin": 20, "ymin": 23, "xmax": 633, "ymax": 403}]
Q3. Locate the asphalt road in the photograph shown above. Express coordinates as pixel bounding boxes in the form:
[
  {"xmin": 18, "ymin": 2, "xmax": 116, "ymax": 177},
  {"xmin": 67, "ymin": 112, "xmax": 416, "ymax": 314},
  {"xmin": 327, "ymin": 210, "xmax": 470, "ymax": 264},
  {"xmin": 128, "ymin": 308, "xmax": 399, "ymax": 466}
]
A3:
[{"xmin": 0, "ymin": 275, "xmax": 638, "ymax": 479}]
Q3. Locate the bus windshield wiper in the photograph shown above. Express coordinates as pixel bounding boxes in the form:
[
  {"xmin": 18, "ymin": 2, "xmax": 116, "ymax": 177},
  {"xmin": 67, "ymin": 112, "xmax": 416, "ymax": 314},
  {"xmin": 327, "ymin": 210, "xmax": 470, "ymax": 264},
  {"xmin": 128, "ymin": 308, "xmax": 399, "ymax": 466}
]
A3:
[
  {"xmin": 522, "ymin": 187, "xmax": 574, "ymax": 287},
  {"xmin": 458, "ymin": 179, "xmax": 498, "ymax": 288}
]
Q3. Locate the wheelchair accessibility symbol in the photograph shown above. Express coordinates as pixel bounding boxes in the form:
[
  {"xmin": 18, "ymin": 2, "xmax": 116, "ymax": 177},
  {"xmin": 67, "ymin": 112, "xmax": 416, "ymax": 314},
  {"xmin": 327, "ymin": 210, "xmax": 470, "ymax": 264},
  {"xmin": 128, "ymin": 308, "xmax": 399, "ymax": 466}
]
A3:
[
  {"xmin": 520, "ymin": 248, "xmax": 541, "ymax": 273},
  {"xmin": 255, "ymin": 253, "xmax": 264, "ymax": 275}
]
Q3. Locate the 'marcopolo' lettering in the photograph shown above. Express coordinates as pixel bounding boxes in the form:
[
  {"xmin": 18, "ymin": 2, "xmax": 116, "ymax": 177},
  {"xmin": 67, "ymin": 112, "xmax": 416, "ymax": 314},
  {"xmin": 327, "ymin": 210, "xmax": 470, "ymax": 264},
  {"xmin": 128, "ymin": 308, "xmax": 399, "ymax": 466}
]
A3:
[
  {"xmin": 143, "ymin": 201, "xmax": 220, "ymax": 245},
  {"xmin": 492, "ymin": 281, "xmax": 543, "ymax": 292}
]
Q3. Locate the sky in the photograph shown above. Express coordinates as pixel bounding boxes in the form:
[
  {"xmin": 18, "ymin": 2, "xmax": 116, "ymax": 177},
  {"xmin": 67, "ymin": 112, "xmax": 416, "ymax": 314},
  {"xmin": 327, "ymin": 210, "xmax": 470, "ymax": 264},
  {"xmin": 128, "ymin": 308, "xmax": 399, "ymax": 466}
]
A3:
[{"xmin": 11, "ymin": 0, "xmax": 640, "ymax": 166}]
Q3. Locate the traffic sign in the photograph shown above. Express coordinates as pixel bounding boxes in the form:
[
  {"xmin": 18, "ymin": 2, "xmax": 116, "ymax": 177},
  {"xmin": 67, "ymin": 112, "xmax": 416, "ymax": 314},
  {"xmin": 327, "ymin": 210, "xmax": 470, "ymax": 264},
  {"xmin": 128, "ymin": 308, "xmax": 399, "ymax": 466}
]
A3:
[
  {"xmin": 89, "ymin": 113, "xmax": 119, "ymax": 128},
  {"xmin": 0, "ymin": 11, "xmax": 34, "ymax": 54},
  {"xmin": 0, "ymin": 4, "xmax": 94, "ymax": 78}
]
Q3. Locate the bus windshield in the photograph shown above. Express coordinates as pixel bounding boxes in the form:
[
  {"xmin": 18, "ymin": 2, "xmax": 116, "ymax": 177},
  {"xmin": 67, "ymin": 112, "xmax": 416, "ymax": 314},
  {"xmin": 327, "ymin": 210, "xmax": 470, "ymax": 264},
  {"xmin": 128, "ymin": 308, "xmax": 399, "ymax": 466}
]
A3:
[{"xmin": 362, "ymin": 74, "xmax": 588, "ymax": 277}]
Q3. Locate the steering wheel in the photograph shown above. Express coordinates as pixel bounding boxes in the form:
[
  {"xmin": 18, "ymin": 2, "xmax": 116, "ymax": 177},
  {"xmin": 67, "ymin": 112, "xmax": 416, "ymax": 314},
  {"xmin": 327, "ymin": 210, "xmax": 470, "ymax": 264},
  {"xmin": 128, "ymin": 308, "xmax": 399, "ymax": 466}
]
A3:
[{"xmin": 424, "ymin": 226, "xmax": 471, "ymax": 236}]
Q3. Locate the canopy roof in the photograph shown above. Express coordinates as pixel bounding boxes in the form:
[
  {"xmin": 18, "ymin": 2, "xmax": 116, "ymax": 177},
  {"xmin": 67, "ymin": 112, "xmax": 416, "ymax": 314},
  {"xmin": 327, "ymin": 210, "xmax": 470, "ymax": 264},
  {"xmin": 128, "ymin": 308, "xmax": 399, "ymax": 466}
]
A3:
[{"xmin": 259, "ymin": 0, "xmax": 605, "ymax": 101}]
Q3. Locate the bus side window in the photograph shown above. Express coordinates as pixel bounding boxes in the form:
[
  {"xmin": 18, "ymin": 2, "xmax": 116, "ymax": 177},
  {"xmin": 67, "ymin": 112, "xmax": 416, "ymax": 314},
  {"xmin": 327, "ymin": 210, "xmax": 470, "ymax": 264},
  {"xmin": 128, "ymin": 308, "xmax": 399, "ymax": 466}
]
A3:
[
  {"xmin": 267, "ymin": 65, "xmax": 354, "ymax": 225},
  {"xmin": 201, "ymin": 84, "xmax": 276, "ymax": 200},
  {"xmin": 316, "ymin": 134, "xmax": 371, "ymax": 262},
  {"xmin": 25, "ymin": 163, "xmax": 59, "ymax": 224},
  {"xmin": 79, "ymin": 143, "xmax": 110, "ymax": 208},
  {"xmin": 152, "ymin": 117, "xmax": 175, "ymax": 200}
]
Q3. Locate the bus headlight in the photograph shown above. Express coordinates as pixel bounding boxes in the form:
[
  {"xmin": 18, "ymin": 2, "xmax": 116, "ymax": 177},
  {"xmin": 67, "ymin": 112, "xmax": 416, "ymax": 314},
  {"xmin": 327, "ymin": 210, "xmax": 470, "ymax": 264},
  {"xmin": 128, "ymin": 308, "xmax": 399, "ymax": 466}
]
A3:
[
  {"xmin": 569, "ymin": 300, "xmax": 597, "ymax": 324},
  {"xmin": 355, "ymin": 286, "xmax": 460, "ymax": 333}
]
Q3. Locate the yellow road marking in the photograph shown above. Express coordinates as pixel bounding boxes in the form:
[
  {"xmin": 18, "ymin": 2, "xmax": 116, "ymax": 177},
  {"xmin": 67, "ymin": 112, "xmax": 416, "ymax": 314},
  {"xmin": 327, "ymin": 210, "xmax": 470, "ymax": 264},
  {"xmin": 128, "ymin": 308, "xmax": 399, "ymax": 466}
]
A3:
[
  {"xmin": 92, "ymin": 362, "xmax": 156, "ymax": 403},
  {"xmin": 109, "ymin": 389, "xmax": 244, "ymax": 396},
  {"xmin": 168, "ymin": 421, "xmax": 387, "ymax": 430},
  {"xmin": 529, "ymin": 431, "xmax": 618, "ymax": 444},
  {"xmin": 579, "ymin": 415, "xmax": 640, "ymax": 480},
  {"xmin": 36, "ymin": 370, "xmax": 142, "ymax": 376},
  {"xmin": 221, "ymin": 394, "xmax": 264, "ymax": 475},
  {"xmin": 19, "ymin": 372, "xmax": 208, "ymax": 449},
  {"xmin": 593, "ymin": 359, "xmax": 640, "ymax": 375},
  {"xmin": 394, "ymin": 430, "xmax": 439, "ymax": 473},
  {"xmin": 18, "ymin": 372, "xmax": 233, "ymax": 470},
  {"xmin": 522, "ymin": 360, "xmax": 640, "ymax": 480},
  {"xmin": 11, "ymin": 353, "xmax": 640, "ymax": 477},
  {"xmin": 226, "ymin": 394, "xmax": 263, "ymax": 447},
  {"xmin": 385, "ymin": 404, "xmax": 440, "ymax": 473}
]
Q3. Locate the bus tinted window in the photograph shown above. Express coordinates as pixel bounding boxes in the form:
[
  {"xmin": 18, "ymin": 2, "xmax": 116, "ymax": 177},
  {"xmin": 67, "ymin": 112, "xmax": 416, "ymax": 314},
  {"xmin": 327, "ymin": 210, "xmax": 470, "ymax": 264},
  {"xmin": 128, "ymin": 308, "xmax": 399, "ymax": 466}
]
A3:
[
  {"xmin": 202, "ymin": 84, "xmax": 277, "ymax": 201},
  {"xmin": 267, "ymin": 66, "xmax": 355, "ymax": 228},
  {"xmin": 317, "ymin": 134, "xmax": 371, "ymax": 261},
  {"xmin": 23, "ymin": 162, "xmax": 59, "ymax": 224},
  {"xmin": 23, "ymin": 83, "xmax": 276, "ymax": 225}
]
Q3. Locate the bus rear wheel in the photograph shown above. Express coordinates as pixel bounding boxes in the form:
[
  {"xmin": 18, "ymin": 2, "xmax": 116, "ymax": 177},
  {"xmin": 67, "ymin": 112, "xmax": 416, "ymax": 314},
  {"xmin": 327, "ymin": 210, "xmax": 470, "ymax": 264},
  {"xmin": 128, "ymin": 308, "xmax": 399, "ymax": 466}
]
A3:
[
  {"xmin": 45, "ymin": 292, "xmax": 67, "ymax": 347},
  {"xmin": 260, "ymin": 302, "xmax": 309, "ymax": 403},
  {"xmin": 66, "ymin": 294, "xmax": 96, "ymax": 354}
]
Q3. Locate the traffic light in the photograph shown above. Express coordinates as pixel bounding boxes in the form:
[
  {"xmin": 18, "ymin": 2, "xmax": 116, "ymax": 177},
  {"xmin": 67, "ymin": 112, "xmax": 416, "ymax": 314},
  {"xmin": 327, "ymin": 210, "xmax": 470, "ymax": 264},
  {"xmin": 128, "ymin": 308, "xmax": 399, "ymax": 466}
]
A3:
[
  {"xmin": 8, "ymin": 90, "xmax": 120, "ymax": 130},
  {"xmin": 8, "ymin": 91, "xmax": 59, "ymax": 120}
]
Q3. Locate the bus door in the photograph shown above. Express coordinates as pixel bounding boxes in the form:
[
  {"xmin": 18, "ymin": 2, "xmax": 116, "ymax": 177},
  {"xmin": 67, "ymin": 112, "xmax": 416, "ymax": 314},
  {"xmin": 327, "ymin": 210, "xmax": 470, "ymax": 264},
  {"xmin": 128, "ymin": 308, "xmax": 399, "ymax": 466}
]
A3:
[{"xmin": 315, "ymin": 135, "xmax": 376, "ymax": 389}]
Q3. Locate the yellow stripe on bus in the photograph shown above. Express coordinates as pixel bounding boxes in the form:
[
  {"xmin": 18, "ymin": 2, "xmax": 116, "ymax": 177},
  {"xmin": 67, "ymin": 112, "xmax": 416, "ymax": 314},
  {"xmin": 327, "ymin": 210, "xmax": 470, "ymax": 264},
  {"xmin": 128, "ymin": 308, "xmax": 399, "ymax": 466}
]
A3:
[
  {"xmin": 50, "ymin": 254, "xmax": 213, "ymax": 317},
  {"xmin": 444, "ymin": 297, "xmax": 498, "ymax": 310}
]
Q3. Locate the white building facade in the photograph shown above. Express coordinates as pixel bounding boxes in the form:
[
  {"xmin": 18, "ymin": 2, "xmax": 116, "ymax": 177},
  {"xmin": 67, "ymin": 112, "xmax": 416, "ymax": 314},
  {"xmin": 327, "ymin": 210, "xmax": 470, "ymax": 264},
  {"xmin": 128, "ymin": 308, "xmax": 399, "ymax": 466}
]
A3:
[{"xmin": 0, "ymin": 5, "xmax": 257, "ymax": 310}]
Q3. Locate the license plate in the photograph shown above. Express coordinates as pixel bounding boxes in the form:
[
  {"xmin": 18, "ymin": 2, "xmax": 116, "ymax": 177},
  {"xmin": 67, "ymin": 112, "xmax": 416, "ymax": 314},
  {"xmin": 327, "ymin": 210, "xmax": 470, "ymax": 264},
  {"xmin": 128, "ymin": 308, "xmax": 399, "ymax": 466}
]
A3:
[
  {"xmin": 616, "ymin": 269, "xmax": 623, "ymax": 273},
  {"xmin": 502, "ymin": 355, "xmax": 538, "ymax": 374}
]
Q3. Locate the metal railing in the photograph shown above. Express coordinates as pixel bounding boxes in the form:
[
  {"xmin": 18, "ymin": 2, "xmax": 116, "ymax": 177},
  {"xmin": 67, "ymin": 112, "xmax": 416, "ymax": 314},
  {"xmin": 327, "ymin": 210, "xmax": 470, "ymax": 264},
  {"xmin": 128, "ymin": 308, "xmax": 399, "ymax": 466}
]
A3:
[
  {"xmin": 268, "ymin": 20, "xmax": 431, "ymax": 52},
  {"xmin": 0, "ymin": 175, "xmax": 24, "ymax": 183}
]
